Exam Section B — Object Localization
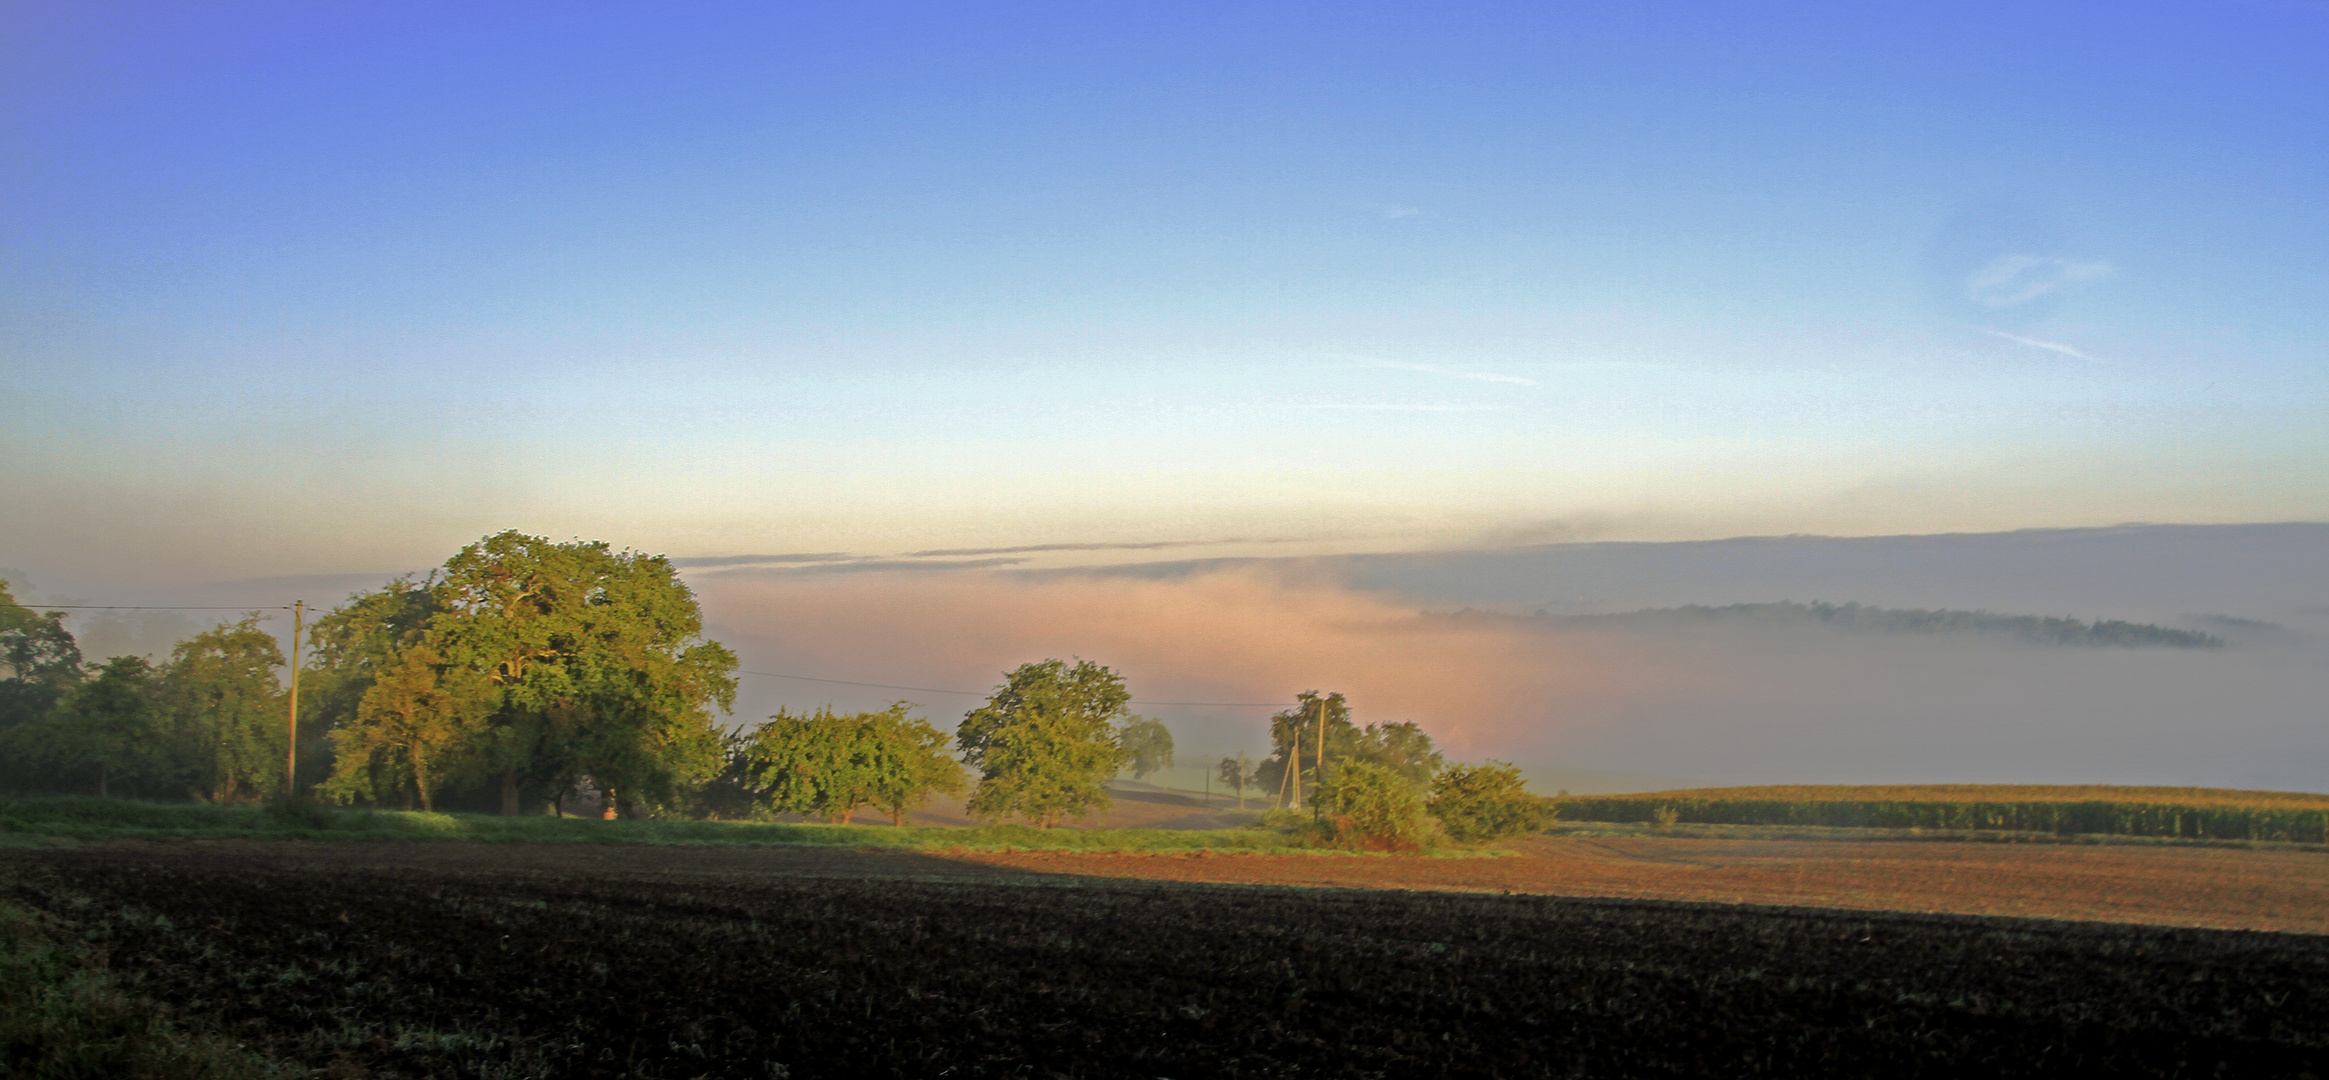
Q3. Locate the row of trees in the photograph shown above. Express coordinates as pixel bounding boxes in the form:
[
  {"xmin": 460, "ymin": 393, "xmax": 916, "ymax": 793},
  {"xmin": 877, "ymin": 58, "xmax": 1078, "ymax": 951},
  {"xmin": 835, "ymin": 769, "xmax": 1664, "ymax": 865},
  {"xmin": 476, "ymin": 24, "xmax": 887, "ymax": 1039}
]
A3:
[
  {"xmin": 4, "ymin": 533, "xmax": 1553, "ymax": 841},
  {"xmin": 1, "ymin": 583, "xmax": 295, "ymax": 802},
  {"xmin": 0, "ymin": 532, "xmax": 739, "ymax": 815}
]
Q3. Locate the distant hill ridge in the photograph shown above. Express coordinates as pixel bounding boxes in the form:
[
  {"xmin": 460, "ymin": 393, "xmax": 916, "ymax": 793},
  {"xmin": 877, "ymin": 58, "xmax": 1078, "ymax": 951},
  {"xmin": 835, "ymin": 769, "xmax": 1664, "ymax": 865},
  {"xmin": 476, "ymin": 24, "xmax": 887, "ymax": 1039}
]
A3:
[{"xmin": 1494, "ymin": 601, "xmax": 2225, "ymax": 648}]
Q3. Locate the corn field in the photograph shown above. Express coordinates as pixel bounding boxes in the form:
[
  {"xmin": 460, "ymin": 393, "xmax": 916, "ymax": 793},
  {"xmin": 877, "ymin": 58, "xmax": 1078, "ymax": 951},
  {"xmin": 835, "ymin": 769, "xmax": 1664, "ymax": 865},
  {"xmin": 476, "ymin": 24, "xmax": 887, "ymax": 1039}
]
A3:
[{"xmin": 1556, "ymin": 785, "xmax": 2329, "ymax": 843}]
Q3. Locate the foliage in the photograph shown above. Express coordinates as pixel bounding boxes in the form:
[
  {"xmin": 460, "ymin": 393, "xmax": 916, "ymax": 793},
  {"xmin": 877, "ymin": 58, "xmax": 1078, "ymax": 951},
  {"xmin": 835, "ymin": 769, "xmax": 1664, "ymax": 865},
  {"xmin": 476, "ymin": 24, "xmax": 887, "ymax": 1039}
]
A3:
[
  {"xmin": 1216, "ymin": 752, "xmax": 1257, "ymax": 808},
  {"xmin": 1115, "ymin": 715, "xmax": 1174, "ymax": 781},
  {"xmin": 0, "ymin": 581, "xmax": 81, "ymax": 740},
  {"xmin": 313, "ymin": 531, "xmax": 739, "ymax": 818},
  {"xmin": 1429, "ymin": 760, "xmax": 1555, "ymax": 843},
  {"xmin": 299, "ymin": 575, "xmax": 440, "ymax": 798},
  {"xmin": 320, "ymin": 645, "xmax": 488, "ymax": 812},
  {"xmin": 0, "ymin": 796, "xmax": 1314, "ymax": 852},
  {"xmin": 1255, "ymin": 692, "xmax": 1444, "ymax": 807},
  {"xmin": 738, "ymin": 704, "xmax": 961, "ymax": 824},
  {"xmin": 956, "ymin": 659, "xmax": 1131, "ymax": 828},
  {"xmin": 1556, "ymin": 784, "xmax": 2329, "ymax": 841},
  {"xmin": 6, "ymin": 656, "xmax": 168, "ymax": 798},
  {"xmin": 0, "ymin": 902, "xmax": 270, "ymax": 1079},
  {"xmin": 1312, "ymin": 759, "xmax": 1430, "ymax": 850},
  {"xmin": 161, "ymin": 616, "xmax": 288, "ymax": 803}
]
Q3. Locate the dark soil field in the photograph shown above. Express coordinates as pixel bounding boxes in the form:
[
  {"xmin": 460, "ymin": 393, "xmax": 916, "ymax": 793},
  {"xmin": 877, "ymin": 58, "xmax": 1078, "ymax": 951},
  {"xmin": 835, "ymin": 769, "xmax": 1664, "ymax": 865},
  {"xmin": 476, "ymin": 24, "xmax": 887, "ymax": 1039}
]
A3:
[{"xmin": 5, "ymin": 841, "xmax": 2327, "ymax": 1078}]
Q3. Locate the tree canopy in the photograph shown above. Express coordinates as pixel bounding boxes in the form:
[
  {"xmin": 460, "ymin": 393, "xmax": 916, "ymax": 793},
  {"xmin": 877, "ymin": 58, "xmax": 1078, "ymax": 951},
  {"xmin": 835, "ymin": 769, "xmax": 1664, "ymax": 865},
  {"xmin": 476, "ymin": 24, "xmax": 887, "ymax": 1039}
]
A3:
[
  {"xmin": 957, "ymin": 659, "xmax": 1130, "ymax": 828},
  {"xmin": 1117, "ymin": 715, "xmax": 1174, "ymax": 781},
  {"xmin": 312, "ymin": 531, "xmax": 739, "ymax": 817},
  {"xmin": 739, "ymin": 703, "xmax": 962, "ymax": 825}
]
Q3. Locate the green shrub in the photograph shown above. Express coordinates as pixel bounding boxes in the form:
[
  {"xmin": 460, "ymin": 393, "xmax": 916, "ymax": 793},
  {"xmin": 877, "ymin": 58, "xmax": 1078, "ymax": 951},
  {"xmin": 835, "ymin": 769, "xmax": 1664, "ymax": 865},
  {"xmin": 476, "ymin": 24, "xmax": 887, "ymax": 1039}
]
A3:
[
  {"xmin": 1428, "ymin": 761, "xmax": 1555, "ymax": 843},
  {"xmin": 1313, "ymin": 760, "xmax": 1429, "ymax": 850}
]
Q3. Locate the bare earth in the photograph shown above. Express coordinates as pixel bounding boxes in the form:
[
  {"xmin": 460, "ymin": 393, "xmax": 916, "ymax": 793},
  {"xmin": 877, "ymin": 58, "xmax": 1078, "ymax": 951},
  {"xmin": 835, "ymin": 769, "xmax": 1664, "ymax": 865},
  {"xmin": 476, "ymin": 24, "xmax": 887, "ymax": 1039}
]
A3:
[
  {"xmin": 75, "ymin": 831, "xmax": 2329, "ymax": 935},
  {"xmin": 955, "ymin": 836, "xmax": 2329, "ymax": 934}
]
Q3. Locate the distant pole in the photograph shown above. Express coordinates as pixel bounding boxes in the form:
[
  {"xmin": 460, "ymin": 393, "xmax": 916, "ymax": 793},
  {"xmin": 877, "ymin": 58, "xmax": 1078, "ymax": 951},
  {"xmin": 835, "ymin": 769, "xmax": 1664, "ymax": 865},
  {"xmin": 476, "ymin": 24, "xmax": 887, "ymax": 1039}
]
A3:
[{"xmin": 286, "ymin": 599, "xmax": 304, "ymax": 795}]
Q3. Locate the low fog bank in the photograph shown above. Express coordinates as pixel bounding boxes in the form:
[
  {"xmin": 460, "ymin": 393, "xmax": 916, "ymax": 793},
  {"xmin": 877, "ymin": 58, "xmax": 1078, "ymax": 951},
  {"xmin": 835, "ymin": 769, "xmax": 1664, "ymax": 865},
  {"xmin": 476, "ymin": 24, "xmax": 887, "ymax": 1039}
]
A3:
[
  {"xmin": 1092, "ymin": 522, "xmax": 2329, "ymax": 627},
  {"xmin": 696, "ymin": 558, "xmax": 2329, "ymax": 795},
  {"xmin": 15, "ymin": 521, "xmax": 2324, "ymax": 794}
]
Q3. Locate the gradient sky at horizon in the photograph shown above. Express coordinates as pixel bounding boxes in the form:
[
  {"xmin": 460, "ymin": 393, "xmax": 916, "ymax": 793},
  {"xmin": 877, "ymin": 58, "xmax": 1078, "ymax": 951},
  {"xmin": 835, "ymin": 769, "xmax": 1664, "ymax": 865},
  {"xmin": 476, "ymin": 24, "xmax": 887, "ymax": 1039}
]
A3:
[{"xmin": 5, "ymin": 1, "xmax": 2325, "ymax": 590}]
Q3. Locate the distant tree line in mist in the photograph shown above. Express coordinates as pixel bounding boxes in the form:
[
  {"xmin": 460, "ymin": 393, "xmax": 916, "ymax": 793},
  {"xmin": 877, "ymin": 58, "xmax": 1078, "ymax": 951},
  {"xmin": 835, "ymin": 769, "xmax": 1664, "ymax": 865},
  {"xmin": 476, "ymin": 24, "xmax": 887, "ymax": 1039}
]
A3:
[
  {"xmin": 1438, "ymin": 600, "xmax": 2228, "ymax": 648},
  {"xmin": 0, "ymin": 532, "xmax": 1552, "ymax": 844}
]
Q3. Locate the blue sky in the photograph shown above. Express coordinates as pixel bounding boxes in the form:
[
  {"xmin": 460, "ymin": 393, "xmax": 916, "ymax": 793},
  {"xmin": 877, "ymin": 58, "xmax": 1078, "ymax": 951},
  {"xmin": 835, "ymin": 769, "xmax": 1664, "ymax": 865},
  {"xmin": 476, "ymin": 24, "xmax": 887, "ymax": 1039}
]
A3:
[{"xmin": 4, "ymin": 1, "xmax": 2324, "ymax": 587}]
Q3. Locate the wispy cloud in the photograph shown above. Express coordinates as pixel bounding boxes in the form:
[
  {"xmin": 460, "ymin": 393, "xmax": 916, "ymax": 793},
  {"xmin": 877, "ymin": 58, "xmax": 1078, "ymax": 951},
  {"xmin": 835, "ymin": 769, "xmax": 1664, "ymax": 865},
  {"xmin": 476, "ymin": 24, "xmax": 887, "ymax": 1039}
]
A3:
[
  {"xmin": 1292, "ymin": 402, "xmax": 1508, "ymax": 412},
  {"xmin": 1985, "ymin": 329, "xmax": 2101, "ymax": 363},
  {"xmin": 907, "ymin": 538, "xmax": 1302, "ymax": 557},
  {"xmin": 705, "ymin": 557, "xmax": 1032, "ymax": 576},
  {"xmin": 671, "ymin": 552, "xmax": 857, "ymax": 568},
  {"xmin": 1375, "ymin": 359, "xmax": 1541, "ymax": 387},
  {"xmin": 1963, "ymin": 254, "xmax": 2114, "ymax": 307}
]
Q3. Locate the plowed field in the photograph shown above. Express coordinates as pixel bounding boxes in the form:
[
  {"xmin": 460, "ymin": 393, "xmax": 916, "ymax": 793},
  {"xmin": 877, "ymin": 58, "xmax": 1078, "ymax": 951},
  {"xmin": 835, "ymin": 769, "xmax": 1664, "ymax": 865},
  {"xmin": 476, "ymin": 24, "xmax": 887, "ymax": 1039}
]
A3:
[{"xmin": 4, "ymin": 841, "xmax": 2327, "ymax": 1078}]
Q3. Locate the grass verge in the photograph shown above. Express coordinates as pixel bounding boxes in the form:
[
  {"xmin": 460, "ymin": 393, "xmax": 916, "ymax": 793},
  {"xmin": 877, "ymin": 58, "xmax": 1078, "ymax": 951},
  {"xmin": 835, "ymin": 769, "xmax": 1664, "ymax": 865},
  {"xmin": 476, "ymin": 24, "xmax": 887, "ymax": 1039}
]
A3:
[{"xmin": 0, "ymin": 797, "xmax": 1482, "ymax": 855}]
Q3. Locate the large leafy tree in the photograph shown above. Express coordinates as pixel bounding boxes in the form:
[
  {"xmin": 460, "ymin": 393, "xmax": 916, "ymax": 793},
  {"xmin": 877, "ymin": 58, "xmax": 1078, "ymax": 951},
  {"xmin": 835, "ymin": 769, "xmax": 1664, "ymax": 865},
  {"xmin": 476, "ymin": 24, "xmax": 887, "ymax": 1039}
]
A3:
[
  {"xmin": 957, "ymin": 659, "xmax": 1130, "ymax": 828},
  {"xmin": 0, "ymin": 581, "xmax": 82, "ymax": 737},
  {"xmin": 426, "ymin": 531, "xmax": 737, "ymax": 817},
  {"xmin": 162, "ymin": 615, "xmax": 287, "ymax": 803}
]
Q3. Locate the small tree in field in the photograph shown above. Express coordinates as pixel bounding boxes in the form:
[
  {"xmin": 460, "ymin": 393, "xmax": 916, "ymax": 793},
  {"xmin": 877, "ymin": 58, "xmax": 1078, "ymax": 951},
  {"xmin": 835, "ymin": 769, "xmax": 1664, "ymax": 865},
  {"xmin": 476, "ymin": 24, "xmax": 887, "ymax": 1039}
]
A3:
[
  {"xmin": 1216, "ymin": 752, "xmax": 1256, "ymax": 809},
  {"xmin": 1428, "ymin": 760, "xmax": 1555, "ymax": 843},
  {"xmin": 740, "ymin": 703, "xmax": 963, "ymax": 825},
  {"xmin": 866, "ymin": 706, "xmax": 964, "ymax": 826},
  {"xmin": 1312, "ymin": 759, "xmax": 1429, "ymax": 850},
  {"xmin": 956, "ymin": 659, "xmax": 1130, "ymax": 828},
  {"xmin": 1117, "ymin": 715, "xmax": 1174, "ymax": 782}
]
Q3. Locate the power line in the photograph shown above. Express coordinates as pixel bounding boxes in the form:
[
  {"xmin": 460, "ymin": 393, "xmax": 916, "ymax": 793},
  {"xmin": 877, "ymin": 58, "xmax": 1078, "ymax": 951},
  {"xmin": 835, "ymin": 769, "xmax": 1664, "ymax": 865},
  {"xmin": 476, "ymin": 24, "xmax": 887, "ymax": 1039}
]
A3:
[
  {"xmin": 739, "ymin": 670, "xmax": 1286, "ymax": 707},
  {"xmin": 32, "ymin": 604, "xmax": 294, "ymax": 611}
]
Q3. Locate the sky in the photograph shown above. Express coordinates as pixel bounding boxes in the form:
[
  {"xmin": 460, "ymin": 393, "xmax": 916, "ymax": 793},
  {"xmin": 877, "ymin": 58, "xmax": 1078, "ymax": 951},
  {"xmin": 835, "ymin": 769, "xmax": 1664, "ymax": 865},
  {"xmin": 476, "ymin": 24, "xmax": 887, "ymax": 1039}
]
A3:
[
  {"xmin": 4, "ymin": 0, "xmax": 2324, "ymax": 587},
  {"xmin": 3, "ymin": 4, "xmax": 2326, "ymax": 788}
]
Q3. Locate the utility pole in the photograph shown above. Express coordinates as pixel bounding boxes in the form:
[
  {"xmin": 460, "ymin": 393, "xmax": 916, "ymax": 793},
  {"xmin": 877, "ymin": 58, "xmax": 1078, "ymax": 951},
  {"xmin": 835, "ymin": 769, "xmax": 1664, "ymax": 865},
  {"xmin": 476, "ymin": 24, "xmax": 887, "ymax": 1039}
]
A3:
[
  {"xmin": 1289, "ymin": 729, "xmax": 1302, "ymax": 810},
  {"xmin": 1315, "ymin": 697, "xmax": 1327, "ymax": 790},
  {"xmin": 286, "ymin": 599, "xmax": 304, "ymax": 796}
]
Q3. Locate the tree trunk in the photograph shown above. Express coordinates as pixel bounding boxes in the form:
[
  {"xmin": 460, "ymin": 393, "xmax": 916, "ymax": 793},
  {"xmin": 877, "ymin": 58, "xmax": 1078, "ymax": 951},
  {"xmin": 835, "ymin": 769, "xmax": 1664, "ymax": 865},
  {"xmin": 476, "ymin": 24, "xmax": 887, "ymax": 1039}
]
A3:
[
  {"xmin": 500, "ymin": 767, "xmax": 521, "ymax": 817},
  {"xmin": 414, "ymin": 754, "xmax": 434, "ymax": 813},
  {"xmin": 891, "ymin": 806, "xmax": 906, "ymax": 827},
  {"xmin": 600, "ymin": 785, "xmax": 618, "ymax": 819}
]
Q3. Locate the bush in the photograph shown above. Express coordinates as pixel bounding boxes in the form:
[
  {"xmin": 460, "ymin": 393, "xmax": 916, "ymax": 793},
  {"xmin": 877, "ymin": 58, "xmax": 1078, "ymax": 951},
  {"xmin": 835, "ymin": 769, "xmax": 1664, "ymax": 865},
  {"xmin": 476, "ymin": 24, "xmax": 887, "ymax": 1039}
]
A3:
[
  {"xmin": 1429, "ymin": 762, "xmax": 1554, "ymax": 843},
  {"xmin": 1313, "ymin": 760, "xmax": 1429, "ymax": 850}
]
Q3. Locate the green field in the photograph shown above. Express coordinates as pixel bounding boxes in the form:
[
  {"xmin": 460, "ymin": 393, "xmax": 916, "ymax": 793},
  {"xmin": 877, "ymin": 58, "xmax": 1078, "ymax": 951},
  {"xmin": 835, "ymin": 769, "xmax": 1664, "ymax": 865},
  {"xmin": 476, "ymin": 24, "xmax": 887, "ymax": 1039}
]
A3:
[{"xmin": 1556, "ymin": 784, "xmax": 2329, "ymax": 842}]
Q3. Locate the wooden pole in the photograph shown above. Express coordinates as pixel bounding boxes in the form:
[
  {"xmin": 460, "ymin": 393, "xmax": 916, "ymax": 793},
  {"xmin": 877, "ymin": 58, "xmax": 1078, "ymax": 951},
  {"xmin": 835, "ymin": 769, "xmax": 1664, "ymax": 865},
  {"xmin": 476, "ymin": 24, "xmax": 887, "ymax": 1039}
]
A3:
[
  {"xmin": 287, "ymin": 599, "xmax": 303, "ymax": 795},
  {"xmin": 1315, "ymin": 698, "xmax": 1327, "ymax": 786},
  {"xmin": 1289, "ymin": 729, "xmax": 1302, "ymax": 810}
]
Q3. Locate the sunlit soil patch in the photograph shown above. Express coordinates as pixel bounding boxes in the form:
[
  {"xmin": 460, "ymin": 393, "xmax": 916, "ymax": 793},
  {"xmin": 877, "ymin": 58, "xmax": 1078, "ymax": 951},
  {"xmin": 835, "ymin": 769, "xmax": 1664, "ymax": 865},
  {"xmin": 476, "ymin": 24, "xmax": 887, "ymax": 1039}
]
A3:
[{"xmin": 948, "ymin": 834, "xmax": 2329, "ymax": 934}]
